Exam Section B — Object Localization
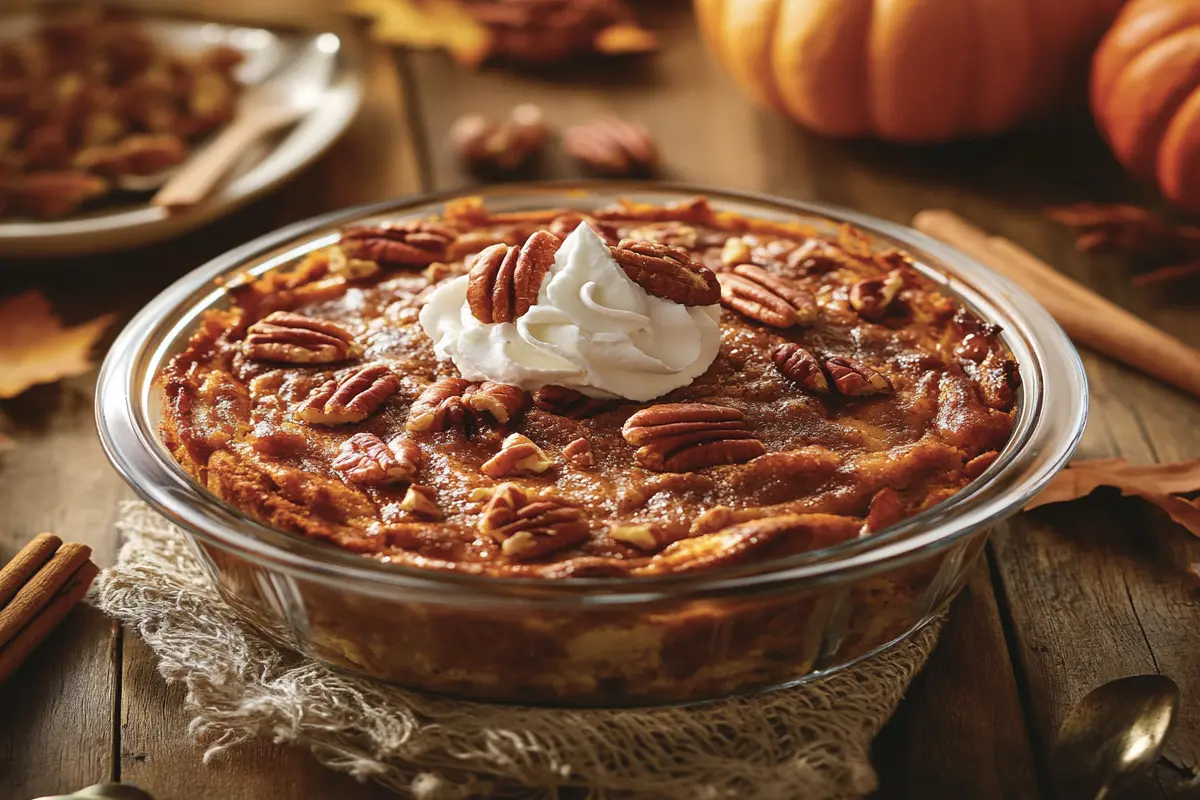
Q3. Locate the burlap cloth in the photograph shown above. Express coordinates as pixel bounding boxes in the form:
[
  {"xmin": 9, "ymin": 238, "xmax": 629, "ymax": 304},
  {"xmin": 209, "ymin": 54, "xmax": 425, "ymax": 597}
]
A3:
[{"xmin": 95, "ymin": 501, "xmax": 944, "ymax": 800}]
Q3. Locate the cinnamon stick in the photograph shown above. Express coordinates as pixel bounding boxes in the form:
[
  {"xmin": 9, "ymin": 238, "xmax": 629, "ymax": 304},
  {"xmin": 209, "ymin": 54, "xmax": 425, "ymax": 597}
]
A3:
[
  {"xmin": 0, "ymin": 541, "xmax": 91, "ymax": 650},
  {"xmin": 0, "ymin": 533, "xmax": 61, "ymax": 608},
  {"xmin": 914, "ymin": 210, "xmax": 1200, "ymax": 400},
  {"xmin": 0, "ymin": 560, "xmax": 99, "ymax": 686}
]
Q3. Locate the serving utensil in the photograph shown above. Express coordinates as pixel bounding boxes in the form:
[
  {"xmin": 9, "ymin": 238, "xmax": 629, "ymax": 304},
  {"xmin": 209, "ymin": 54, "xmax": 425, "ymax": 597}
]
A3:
[
  {"xmin": 152, "ymin": 34, "xmax": 341, "ymax": 209},
  {"xmin": 1052, "ymin": 674, "xmax": 1179, "ymax": 800}
]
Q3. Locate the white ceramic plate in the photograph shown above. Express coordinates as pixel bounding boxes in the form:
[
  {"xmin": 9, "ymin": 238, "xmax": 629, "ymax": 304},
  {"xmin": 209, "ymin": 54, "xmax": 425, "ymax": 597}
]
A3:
[{"xmin": 0, "ymin": 13, "xmax": 366, "ymax": 258}]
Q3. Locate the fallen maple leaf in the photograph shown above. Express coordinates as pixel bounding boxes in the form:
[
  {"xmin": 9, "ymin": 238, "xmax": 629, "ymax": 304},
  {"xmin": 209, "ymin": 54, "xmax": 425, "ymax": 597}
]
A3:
[
  {"xmin": 0, "ymin": 290, "xmax": 115, "ymax": 399},
  {"xmin": 1026, "ymin": 457, "xmax": 1200, "ymax": 537}
]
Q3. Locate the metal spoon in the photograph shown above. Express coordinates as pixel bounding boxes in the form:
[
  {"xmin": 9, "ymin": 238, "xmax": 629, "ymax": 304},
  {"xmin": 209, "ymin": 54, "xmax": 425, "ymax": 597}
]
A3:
[{"xmin": 1052, "ymin": 674, "xmax": 1179, "ymax": 800}]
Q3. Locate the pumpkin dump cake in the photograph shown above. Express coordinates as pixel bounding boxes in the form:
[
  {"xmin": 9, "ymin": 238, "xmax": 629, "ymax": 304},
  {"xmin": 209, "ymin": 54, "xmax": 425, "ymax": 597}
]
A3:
[{"xmin": 157, "ymin": 194, "xmax": 1021, "ymax": 701}]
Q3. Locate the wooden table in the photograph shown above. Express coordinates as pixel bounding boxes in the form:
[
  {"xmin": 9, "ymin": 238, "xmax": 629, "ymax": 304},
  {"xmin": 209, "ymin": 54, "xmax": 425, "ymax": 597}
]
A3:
[{"xmin": 4, "ymin": 6, "xmax": 1200, "ymax": 799}]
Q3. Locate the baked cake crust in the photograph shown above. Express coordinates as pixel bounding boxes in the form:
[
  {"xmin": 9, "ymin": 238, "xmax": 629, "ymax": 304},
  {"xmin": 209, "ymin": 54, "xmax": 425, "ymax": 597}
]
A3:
[{"xmin": 160, "ymin": 195, "xmax": 1019, "ymax": 580}]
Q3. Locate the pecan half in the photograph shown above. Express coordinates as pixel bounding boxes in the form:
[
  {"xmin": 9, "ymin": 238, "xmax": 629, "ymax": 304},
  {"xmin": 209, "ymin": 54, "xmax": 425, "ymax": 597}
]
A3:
[
  {"xmin": 339, "ymin": 222, "xmax": 455, "ymax": 267},
  {"xmin": 478, "ymin": 483, "xmax": 589, "ymax": 561},
  {"xmin": 406, "ymin": 377, "xmax": 471, "ymax": 432},
  {"xmin": 466, "ymin": 230, "xmax": 561, "ymax": 324},
  {"xmin": 772, "ymin": 343, "xmax": 829, "ymax": 393},
  {"xmin": 609, "ymin": 240, "xmax": 720, "ymax": 306},
  {"xmin": 621, "ymin": 402, "xmax": 765, "ymax": 472},
  {"xmin": 549, "ymin": 213, "xmax": 620, "ymax": 245},
  {"xmin": 399, "ymin": 483, "xmax": 441, "ymax": 518},
  {"xmin": 294, "ymin": 364, "xmax": 400, "ymax": 425},
  {"xmin": 849, "ymin": 268, "xmax": 908, "ymax": 320},
  {"xmin": 243, "ymin": 312, "xmax": 362, "ymax": 364},
  {"xmin": 332, "ymin": 432, "xmax": 421, "ymax": 485},
  {"xmin": 481, "ymin": 433, "xmax": 554, "ymax": 478},
  {"xmin": 563, "ymin": 436, "xmax": 595, "ymax": 467},
  {"xmin": 466, "ymin": 381, "xmax": 528, "ymax": 424},
  {"xmin": 450, "ymin": 103, "xmax": 548, "ymax": 175},
  {"xmin": 563, "ymin": 115, "xmax": 657, "ymax": 176},
  {"xmin": 718, "ymin": 265, "xmax": 817, "ymax": 328},
  {"xmin": 531, "ymin": 385, "xmax": 609, "ymax": 419},
  {"xmin": 821, "ymin": 355, "xmax": 892, "ymax": 396}
]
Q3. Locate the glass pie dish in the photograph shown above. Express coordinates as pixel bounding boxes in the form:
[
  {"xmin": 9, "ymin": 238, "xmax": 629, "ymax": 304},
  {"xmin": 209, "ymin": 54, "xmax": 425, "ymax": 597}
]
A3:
[{"xmin": 96, "ymin": 182, "xmax": 1088, "ymax": 707}]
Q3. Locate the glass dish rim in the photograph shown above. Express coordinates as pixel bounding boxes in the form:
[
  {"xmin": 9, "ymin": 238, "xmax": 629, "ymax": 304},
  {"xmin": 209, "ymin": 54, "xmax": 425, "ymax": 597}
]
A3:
[{"xmin": 96, "ymin": 180, "xmax": 1088, "ymax": 607}]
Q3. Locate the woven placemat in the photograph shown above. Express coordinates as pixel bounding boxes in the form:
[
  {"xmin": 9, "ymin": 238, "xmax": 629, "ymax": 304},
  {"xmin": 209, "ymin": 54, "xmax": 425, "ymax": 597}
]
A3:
[{"xmin": 96, "ymin": 501, "xmax": 943, "ymax": 800}]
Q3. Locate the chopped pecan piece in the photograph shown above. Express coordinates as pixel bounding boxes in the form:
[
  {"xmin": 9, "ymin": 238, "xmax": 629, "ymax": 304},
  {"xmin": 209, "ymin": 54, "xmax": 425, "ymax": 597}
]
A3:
[
  {"xmin": 294, "ymin": 364, "xmax": 400, "ymax": 425},
  {"xmin": 332, "ymin": 432, "xmax": 421, "ymax": 485},
  {"xmin": 608, "ymin": 522, "xmax": 678, "ymax": 551},
  {"xmin": 718, "ymin": 264, "xmax": 817, "ymax": 328},
  {"xmin": 339, "ymin": 222, "xmax": 455, "ymax": 268},
  {"xmin": 478, "ymin": 483, "xmax": 589, "ymax": 561},
  {"xmin": 466, "ymin": 230, "xmax": 561, "ymax": 323},
  {"xmin": 624, "ymin": 222, "xmax": 698, "ymax": 249},
  {"xmin": 563, "ymin": 115, "xmax": 657, "ymax": 176},
  {"xmin": 531, "ymin": 385, "xmax": 609, "ymax": 419},
  {"xmin": 563, "ymin": 436, "xmax": 595, "ymax": 468},
  {"xmin": 466, "ymin": 381, "xmax": 528, "ymax": 424},
  {"xmin": 481, "ymin": 432, "xmax": 554, "ymax": 478},
  {"xmin": 849, "ymin": 268, "xmax": 909, "ymax": 320},
  {"xmin": 955, "ymin": 333, "xmax": 990, "ymax": 362},
  {"xmin": 399, "ymin": 483, "xmax": 441, "ymax": 518},
  {"xmin": 242, "ymin": 312, "xmax": 362, "ymax": 364},
  {"xmin": 406, "ymin": 377, "xmax": 471, "ymax": 432},
  {"xmin": 450, "ymin": 103, "xmax": 548, "ymax": 175},
  {"xmin": 609, "ymin": 240, "xmax": 720, "ymax": 306},
  {"xmin": 821, "ymin": 356, "xmax": 892, "ymax": 396},
  {"xmin": 327, "ymin": 245, "xmax": 381, "ymax": 281},
  {"xmin": 622, "ymin": 402, "xmax": 765, "ymax": 472},
  {"xmin": 772, "ymin": 343, "xmax": 829, "ymax": 393},
  {"xmin": 720, "ymin": 236, "xmax": 752, "ymax": 267},
  {"xmin": 549, "ymin": 213, "xmax": 620, "ymax": 245}
]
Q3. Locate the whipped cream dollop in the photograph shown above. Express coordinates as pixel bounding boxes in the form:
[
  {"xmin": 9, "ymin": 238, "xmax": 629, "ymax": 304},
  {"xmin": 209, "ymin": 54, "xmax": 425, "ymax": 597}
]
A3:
[{"xmin": 419, "ymin": 222, "xmax": 722, "ymax": 402}]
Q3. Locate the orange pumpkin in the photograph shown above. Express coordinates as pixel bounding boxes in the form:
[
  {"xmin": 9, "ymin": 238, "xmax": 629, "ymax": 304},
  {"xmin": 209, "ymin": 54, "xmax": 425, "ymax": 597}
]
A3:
[
  {"xmin": 1092, "ymin": 0, "xmax": 1200, "ymax": 211},
  {"xmin": 695, "ymin": 0, "xmax": 1126, "ymax": 143}
]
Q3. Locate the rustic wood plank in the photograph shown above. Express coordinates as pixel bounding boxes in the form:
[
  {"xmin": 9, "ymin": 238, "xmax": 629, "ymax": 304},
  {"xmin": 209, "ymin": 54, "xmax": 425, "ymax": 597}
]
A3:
[
  {"xmin": 872, "ymin": 562, "xmax": 1044, "ymax": 800},
  {"xmin": 115, "ymin": 42, "xmax": 423, "ymax": 800}
]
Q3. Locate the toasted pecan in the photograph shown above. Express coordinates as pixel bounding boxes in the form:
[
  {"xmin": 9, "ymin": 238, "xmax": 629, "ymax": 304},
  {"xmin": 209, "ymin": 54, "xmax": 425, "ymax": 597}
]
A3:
[{"xmin": 610, "ymin": 239, "xmax": 720, "ymax": 306}]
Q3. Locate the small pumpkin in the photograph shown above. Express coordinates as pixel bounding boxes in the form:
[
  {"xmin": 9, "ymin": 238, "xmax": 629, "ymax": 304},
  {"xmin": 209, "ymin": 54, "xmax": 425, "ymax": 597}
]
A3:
[
  {"xmin": 694, "ymin": 0, "xmax": 1125, "ymax": 143},
  {"xmin": 1092, "ymin": 0, "xmax": 1200, "ymax": 212}
]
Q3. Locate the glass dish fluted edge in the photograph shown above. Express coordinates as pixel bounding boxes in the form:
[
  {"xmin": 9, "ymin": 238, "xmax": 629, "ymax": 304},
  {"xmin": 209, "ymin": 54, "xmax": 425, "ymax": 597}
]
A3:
[{"xmin": 95, "ymin": 181, "xmax": 1089, "ymax": 608}]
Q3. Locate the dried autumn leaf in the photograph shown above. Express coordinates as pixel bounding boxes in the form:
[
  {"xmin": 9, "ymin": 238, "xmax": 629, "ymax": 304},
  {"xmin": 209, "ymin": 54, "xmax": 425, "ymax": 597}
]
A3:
[
  {"xmin": 0, "ymin": 290, "xmax": 115, "ymax": 399},
  {"xmin": 1026, "ymin": 457, "xmax": 1200, "ymax": 536},
  {"xmin": 344, "ymin": 0, "xmax": 492, "ymax": 66}
]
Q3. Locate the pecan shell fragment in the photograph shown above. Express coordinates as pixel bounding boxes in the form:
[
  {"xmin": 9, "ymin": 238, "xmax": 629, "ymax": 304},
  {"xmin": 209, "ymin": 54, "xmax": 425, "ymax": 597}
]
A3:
[
  {"xmin": 294, "ymin": 364, "xmax": 400, "ymax": 426},
  {"xmin": 610, "ymin": 239, "xmax": 720, "ymax": 306},
  {"xmin": 243, "ymin": 312, "xmax": 362, "ymax": 364},
  {"xmin": 622, "ymin": 402, "xmax": 765, "ymax": 472}
]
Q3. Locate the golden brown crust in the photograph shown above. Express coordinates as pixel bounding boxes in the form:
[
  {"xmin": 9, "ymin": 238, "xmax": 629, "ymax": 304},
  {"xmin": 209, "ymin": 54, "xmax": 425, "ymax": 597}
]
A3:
[{"xmin": 158, "ymin": 195, "xmax": 1019, "ymax": 579}]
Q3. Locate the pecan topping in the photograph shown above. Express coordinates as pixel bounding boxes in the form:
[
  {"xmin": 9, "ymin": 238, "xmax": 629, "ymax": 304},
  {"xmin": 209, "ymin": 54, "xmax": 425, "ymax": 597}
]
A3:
[
  {"xmin": 608, "ymin": 522, "xmax": 679, "ymax": 551},
  {"xmin": 481, "ymin": 433, "xmax": 554, "ymax": 478},
  {"xmin": 327, "ymin": 245, "xmax": 381, "ymax": 281},
  {"xmin": 332, "ymin": 432, "xmax": 421, "ymax": 485},
  {"xmin": 563, "ymin": 115, "xmax": 658, "ymax": 176},
  {"xmin": 849, "ymin": 268, "xmax": 908, "ymax": 320},
  {"xmin": 406, "ymin": 377, "xmax": 471, "ymax": 432},
  {"xmin": 466, "ymin": 230, "xmax": 562, "ymax": 324},
  {"xmin": 717, "ymin": 265, "xmax": 817, "ymax": 328},
  {"xmin": 531, "ymin": 385, "xmax": 609, "ymax": 419},
  {"xmin": 339, "ymin": 222, "xmax": 455, "ymax": 267},
  {"xmin": 720, "ymin": 236, "xmax": 752, "ymax": 267},
  {"xmin": 294, "ymin": 364, "xmax": 400, "ymax": 426},
  {"xmin": 821, "ymin": 356, "xmax": 892, "ymax": 396},
  {"xmin": 563, "ymin": 437, "xmax": 595, "ymax": 467},
  {"xmin": 243, "ymin": 312, "xmax": 362, "ymax": 364},
  {"xmin": 478, "ymin": 484, "xmax": 589, "ymax": 561},
  {"xmin": 955, "ymin": 333, "xmax": 990, "ymax": 362},
  {"xmin": 450, "ymin": 103, "xmax": 548, "ymax": 175},
  {"xmin": 771, "ymin": 343, "xmax": 829, "ymax": 393},
  {"xmin": 398, "ymin": 483, "xmax": 441, "ymax": 518},
  {"xmin": 621, "ymin": 403, "xmax": 765, "ymax": 472},
  {"xmin": 466, "ymin": 381, "xmax": 528, "ymax": 424},
  {"xmin": 624, "ymin": 222, "xmax": 699, "ymax": 249},
  {"xmin": 609, "ymin": 240, "xmax": 720, "ymax": 306}
]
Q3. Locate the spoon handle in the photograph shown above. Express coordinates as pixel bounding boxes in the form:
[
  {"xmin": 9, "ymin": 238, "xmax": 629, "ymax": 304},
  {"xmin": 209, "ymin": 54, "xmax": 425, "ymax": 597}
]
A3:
[{"xmin": 152, "ymin": 107, "xmax": 297, "ymax": 210}]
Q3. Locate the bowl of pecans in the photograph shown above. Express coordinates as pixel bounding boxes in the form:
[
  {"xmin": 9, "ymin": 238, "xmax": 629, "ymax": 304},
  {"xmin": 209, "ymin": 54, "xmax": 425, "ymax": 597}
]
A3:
[
  {"xmin": 0, "ymin": 4, "xmax": 365, "ymax": 258},
  {"xmin": 97, "ymin": 182, "xmax": 1088, "ymax": 706}
]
